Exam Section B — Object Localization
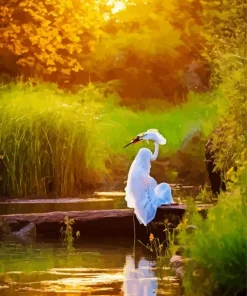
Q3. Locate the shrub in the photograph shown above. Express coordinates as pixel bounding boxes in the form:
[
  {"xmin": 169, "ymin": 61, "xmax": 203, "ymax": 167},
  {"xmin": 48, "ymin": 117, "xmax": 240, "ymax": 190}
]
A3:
[{"xmin": 178, "ymin": 164, "xmax": 247, "ymax": 296}]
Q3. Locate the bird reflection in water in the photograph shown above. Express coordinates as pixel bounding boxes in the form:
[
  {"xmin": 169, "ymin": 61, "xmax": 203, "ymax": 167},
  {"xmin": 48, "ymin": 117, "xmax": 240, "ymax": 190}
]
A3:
[{"xmin": 122, "ymin": 255, "xmax": 158, "ymax": 296}]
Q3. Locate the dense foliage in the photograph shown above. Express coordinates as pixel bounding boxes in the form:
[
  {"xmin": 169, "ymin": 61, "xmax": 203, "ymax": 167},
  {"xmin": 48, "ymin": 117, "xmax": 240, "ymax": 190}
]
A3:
[
  {"xmin": 0, "ymin": 0, "xmax": 209, "ymax": 102},
  {"xmin": 0, "ymin": 0, "xmax": 108, "ymax": 75},
  {"xmin": 201, "ymin": 0, "xmax": 246, "ymax": 186},
  {"xmin": 178, "ymin": 165, "xmax": 247, "ymax": 296},
  {"xmin": 176, "ymin": 0, "xmax": 247, "ymax": 295}
]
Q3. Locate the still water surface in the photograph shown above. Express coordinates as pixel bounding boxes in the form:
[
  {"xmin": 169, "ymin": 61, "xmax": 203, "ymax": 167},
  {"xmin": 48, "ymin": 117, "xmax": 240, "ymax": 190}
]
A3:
[
  {"xmin": 0, "ymin": 185, "xmax": 199, "ymax": 215},
  {"xmin": 0, "ymin": 187, "xmax": 195, "ymax": 295},
  {"xmin": 0, "ymin": 238, "xmax": 182, "ymax": 296}
]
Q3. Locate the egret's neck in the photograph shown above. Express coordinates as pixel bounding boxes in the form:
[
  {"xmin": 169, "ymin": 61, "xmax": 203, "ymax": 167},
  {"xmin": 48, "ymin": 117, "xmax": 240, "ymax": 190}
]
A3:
[{"xmin": 151, "ymin": 142, "xmax": 159, "ymax": 161}]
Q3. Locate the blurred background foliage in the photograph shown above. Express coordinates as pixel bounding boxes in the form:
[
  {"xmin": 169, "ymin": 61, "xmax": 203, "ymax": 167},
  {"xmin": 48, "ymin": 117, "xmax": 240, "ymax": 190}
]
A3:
[
  {"xmin": 0, "ymin": 0, "xmax": 246, "ymax": 197},
  {"xmin": 0, "ymin": 0, "xmax": 209, "ymax": 102}
]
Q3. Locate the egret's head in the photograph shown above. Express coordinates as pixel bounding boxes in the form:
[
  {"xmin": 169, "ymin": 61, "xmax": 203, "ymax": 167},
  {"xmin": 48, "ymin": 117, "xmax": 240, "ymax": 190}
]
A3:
[
  {"xmin": 123, "ymin": 133, "xmax": 144, "ymax": 148},
  {"xmin": 124, "ymin": 129, "xmax": 166, "ymax": 148}
]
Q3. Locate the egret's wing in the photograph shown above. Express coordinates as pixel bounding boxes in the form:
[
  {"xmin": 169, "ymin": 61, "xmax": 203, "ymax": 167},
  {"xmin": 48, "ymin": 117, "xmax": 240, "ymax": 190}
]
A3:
[
  {"xmin": 125, "ymin": 172, "xmax": 158, "ymax": 226},
  {"xmin": 154, "ymin": 182, "xmax": 173, "ymax": 206},
  {"xmin": 133, "ymin": 174, "xmax": 151, "ymax": 225}
]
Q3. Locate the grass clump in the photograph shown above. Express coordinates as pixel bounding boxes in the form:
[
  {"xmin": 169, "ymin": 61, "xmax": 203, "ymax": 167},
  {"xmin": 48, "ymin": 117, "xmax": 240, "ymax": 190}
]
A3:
[{"xmin": 0, "ymin": 82, "xmax": 114, "ymax": 197}]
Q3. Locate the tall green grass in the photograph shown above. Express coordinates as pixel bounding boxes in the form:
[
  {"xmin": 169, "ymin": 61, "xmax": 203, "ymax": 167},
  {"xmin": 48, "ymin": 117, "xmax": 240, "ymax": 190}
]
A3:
[
  {"xmin": 0, "ymin": 83, "xmax": 224, "ymax": 197},
  {"xmin": 0, "ymin": 83, "xmax": 108, "ymax": 196}
]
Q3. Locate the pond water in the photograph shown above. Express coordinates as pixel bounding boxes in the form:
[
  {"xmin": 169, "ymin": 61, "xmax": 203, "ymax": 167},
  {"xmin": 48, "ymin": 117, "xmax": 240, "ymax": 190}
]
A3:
[
  {"xmin": 0, "ymin": 238, "xmax": 182, "ymax": 296},
  {"xmin": 0, "ymin": 187, "xmax": 199, "ymax": 295},
  {"xmin": 0, "ymin": 185, "xmax": 199, "ymax": 215}
]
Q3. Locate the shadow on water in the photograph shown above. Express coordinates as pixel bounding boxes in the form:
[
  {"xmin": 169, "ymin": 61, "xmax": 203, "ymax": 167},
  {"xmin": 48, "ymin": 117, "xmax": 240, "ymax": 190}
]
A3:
[{"xmin": 0, "ymin": 237, "xmax": 182, "ymax": 296}]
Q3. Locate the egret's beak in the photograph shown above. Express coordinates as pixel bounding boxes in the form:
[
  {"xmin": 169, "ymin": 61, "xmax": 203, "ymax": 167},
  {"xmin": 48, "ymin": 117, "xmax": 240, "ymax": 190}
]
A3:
[
  {"xmin": 123, "ymin": 141, "xmax": 134, "ymax": 148},
  {"xmin": 124, "ymin": 136, "xmax": 142, "ymax": 148}
]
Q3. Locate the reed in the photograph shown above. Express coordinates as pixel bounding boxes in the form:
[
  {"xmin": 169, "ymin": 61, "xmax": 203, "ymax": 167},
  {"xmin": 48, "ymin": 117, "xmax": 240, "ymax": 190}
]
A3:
[{"xmin": 0, "ymin": 83, "xmax": 109, "ymax": 196}]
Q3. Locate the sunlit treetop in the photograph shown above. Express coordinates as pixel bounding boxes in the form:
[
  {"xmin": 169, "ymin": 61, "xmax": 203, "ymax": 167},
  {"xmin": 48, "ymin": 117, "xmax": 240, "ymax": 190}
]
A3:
[
  {"xmin": 0, "ymin": 0, "xmax": 207, "ymax": 98},
  {"xmin": 0, "ymin": 0, "xmax": 110, "ymax": 77}
]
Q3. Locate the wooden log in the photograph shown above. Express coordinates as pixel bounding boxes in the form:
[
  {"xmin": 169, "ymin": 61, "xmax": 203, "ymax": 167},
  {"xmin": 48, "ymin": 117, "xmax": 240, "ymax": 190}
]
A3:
[{"xmin": 0, "ymin": 204, "xmax": 212, "ymax": 241}]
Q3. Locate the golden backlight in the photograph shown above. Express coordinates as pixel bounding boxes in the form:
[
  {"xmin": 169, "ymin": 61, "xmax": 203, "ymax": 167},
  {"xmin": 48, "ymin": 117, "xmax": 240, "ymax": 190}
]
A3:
[{"xmin": 107, "ymin": 0, "xmax": 126, "ymax": 13}]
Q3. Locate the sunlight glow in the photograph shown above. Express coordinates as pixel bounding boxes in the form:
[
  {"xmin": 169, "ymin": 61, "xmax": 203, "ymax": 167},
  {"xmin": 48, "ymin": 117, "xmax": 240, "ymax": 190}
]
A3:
[
  {"xmin": 39, "ymin": 272, "xmax": 125, "ymax": 292},
  {"xmin": 107, "ymin": 0, "xmax": 126, "ymax": 13}
]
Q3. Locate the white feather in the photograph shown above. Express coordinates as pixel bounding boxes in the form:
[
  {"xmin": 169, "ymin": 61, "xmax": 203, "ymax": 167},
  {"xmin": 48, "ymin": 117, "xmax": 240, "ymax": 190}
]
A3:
[
  {"xmin": 125, "ymin": 147, "xmax": 173, "ymax": 225},
  {"xmin": 145, "ymin": 129, "xmax": 167, "ymax": 145}
]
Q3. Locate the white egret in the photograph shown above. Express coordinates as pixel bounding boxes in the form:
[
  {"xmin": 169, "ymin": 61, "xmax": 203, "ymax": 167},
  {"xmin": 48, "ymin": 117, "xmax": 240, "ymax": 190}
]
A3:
[{"xmin": 124, "ymin": 129, "xmax": 174, "ymax": 226}]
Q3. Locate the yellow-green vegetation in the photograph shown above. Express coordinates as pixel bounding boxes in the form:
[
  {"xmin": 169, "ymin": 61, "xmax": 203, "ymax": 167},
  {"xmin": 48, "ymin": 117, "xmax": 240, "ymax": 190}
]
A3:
[
  {"xmin": 201, "ymin": 0, "xmax": 246, "ymax": 185},
  {"xmin": 139, "ymin": 218, "xmax": 177, "ymax": 259},
  {"xmin": 0, "ymin": 242, "xmax": 105, "ymax": 273},
  {"xmin": 0, "ymin": 83, "xmax": 110, "ymax": 196},
  {"xmin": 0, "ymin": 83, "xmax": 223, "ymax": 197},
  {"xmin": 60, "ymin": 217, "xmax": 80, "ymax": 250},
  {"xmin": 173, "ymin": 0, "xmax": 247, "ymax": 293},
  {"xmin": 177, "ymin": 164, "xmax": 247, "ymax": 296}
]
